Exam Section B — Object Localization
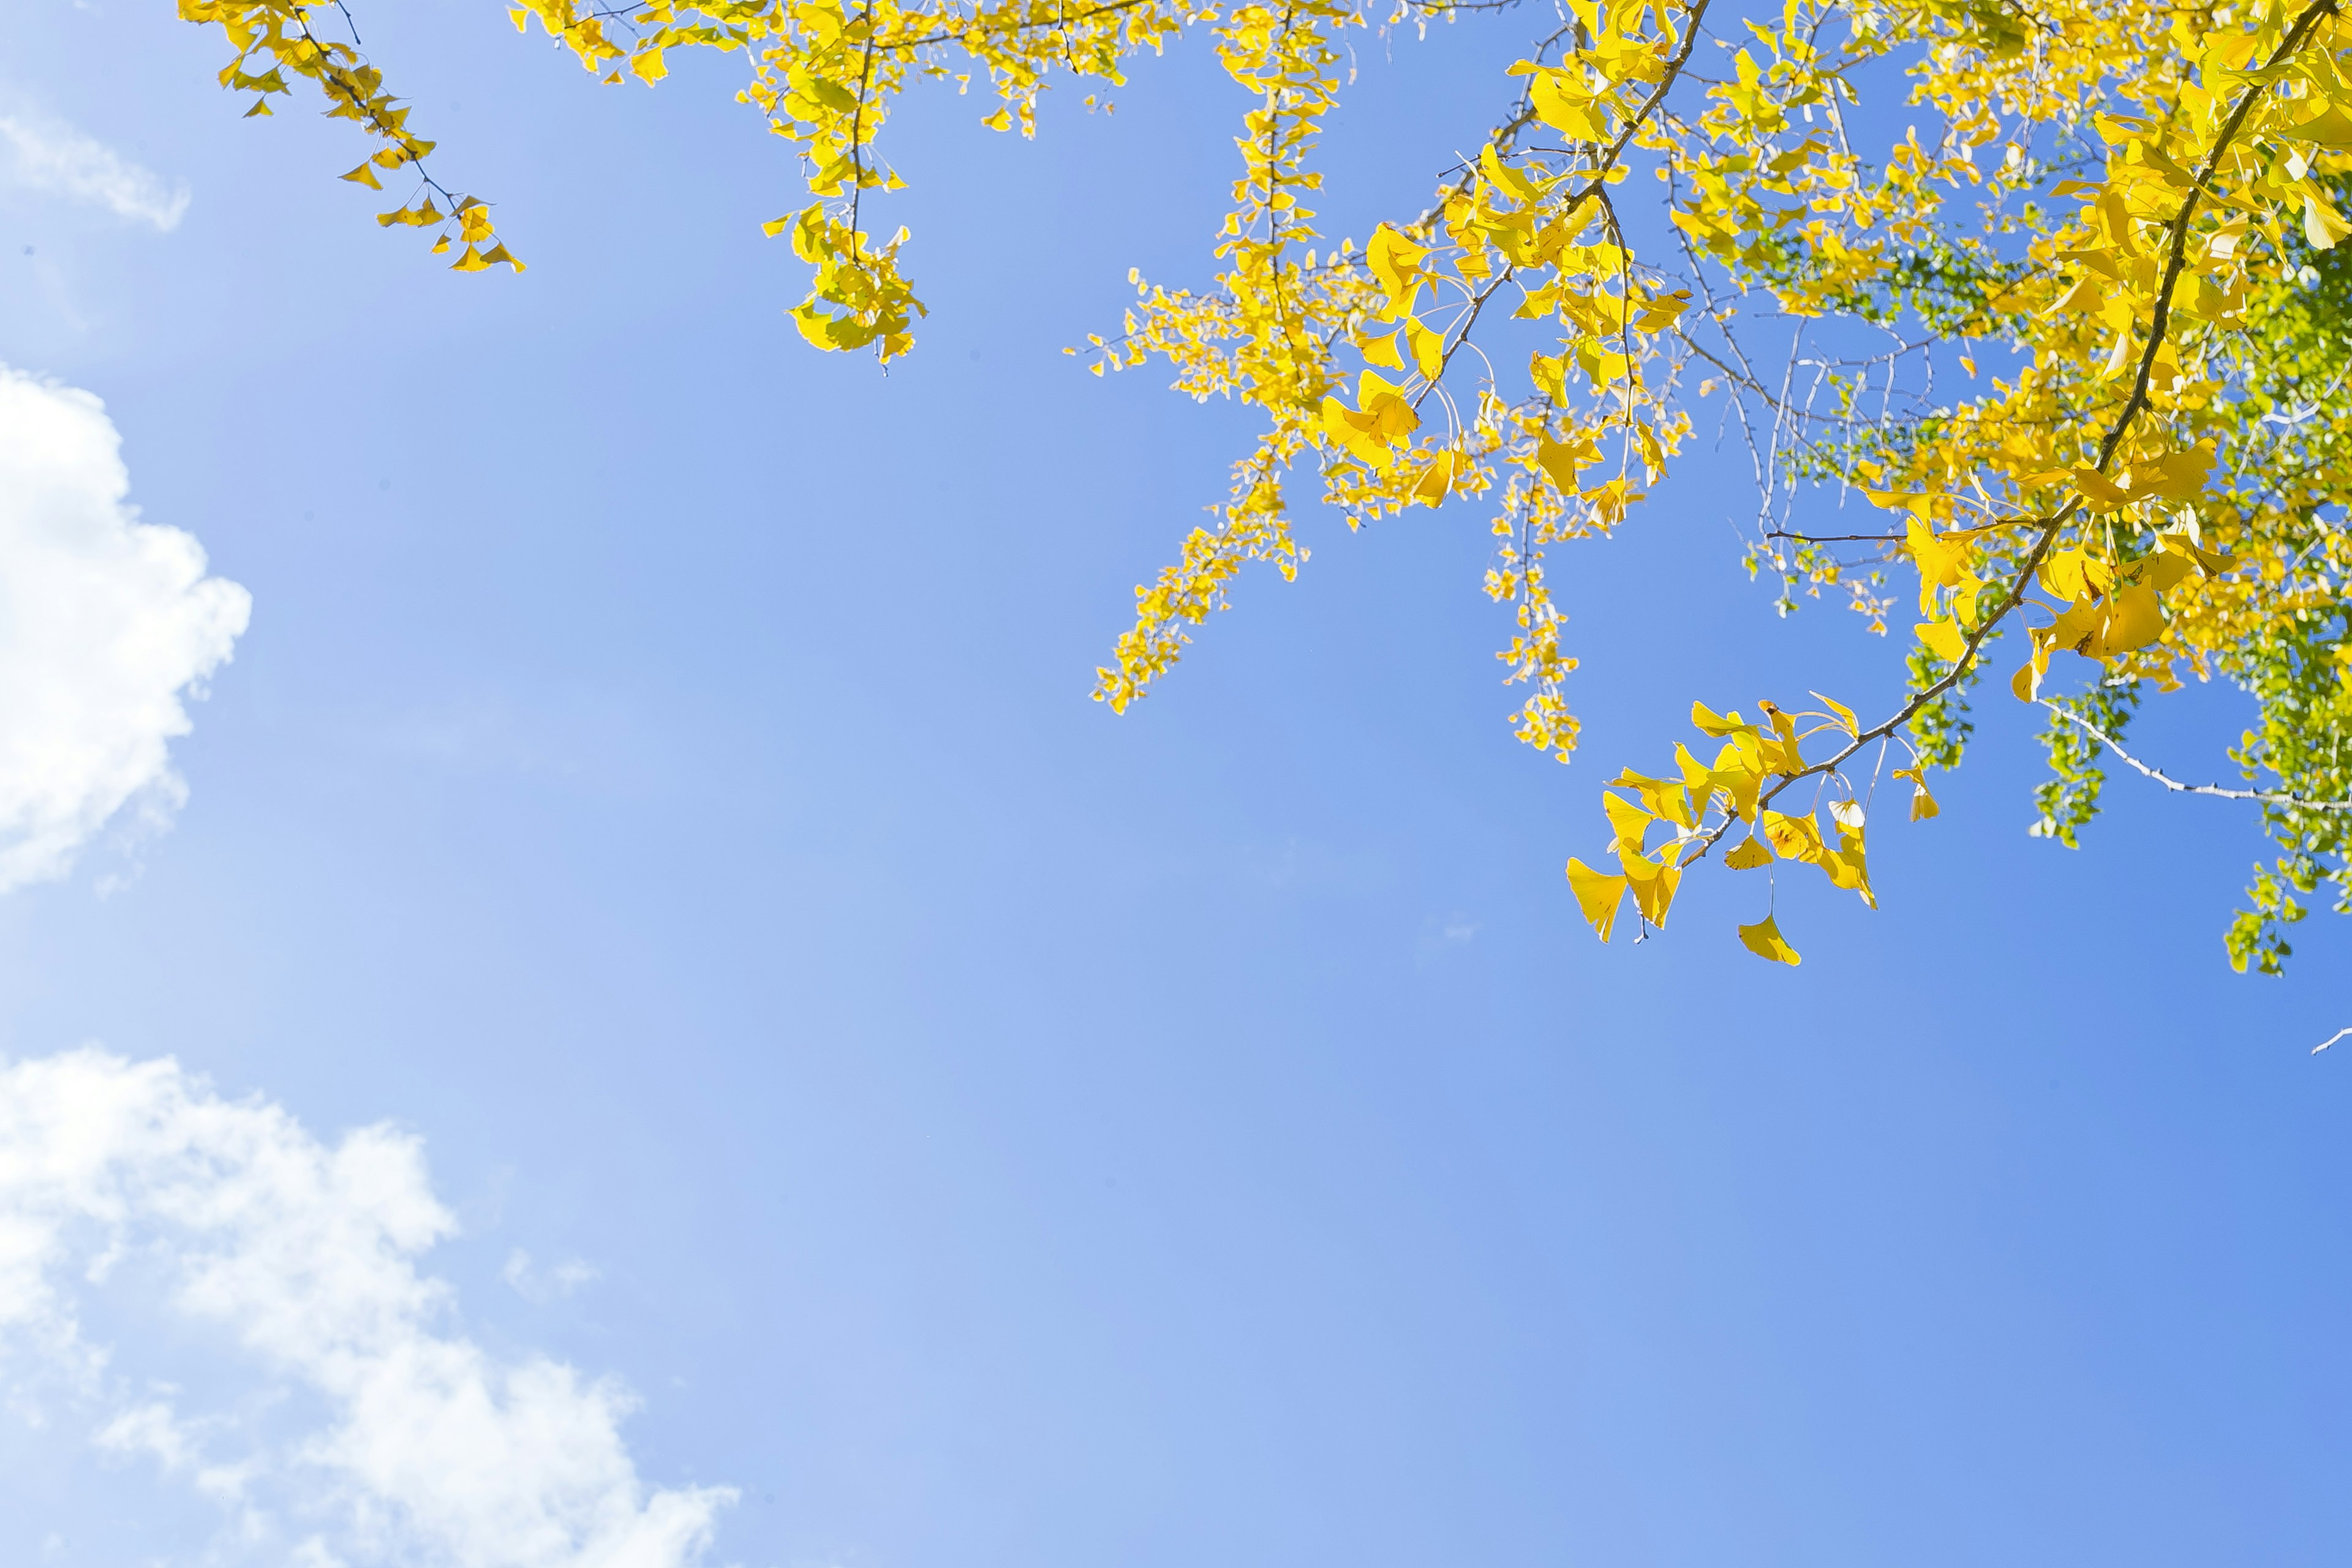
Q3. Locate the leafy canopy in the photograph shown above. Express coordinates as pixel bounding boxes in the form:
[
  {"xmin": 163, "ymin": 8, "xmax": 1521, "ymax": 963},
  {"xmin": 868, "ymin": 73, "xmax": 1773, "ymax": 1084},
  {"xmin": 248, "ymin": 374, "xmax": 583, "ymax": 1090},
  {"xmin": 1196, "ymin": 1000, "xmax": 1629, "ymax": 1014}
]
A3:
[{"xmin": 182, "ymin": 0, "xmax": 2352, "ymax": 969}]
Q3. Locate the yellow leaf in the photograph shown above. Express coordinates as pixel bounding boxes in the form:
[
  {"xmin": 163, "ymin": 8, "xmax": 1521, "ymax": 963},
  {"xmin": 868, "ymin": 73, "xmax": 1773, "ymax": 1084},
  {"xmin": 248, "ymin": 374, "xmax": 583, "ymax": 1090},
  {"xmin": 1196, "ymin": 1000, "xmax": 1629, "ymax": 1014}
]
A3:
[
  {"xmin": 2081, "ymin": 582, "xmax": 2165, "ymax": 658},
  {"xmin": 1411, "ymin": 451, "xmax": 1456, "ymax": 508},
  {"xmin": 1673, "ymin": 743, "xmax": 1713, "ymax": 797},
  {"xmin": 1709, "ymin": 742, "xmax": 1763, "ymax": 820},
  {"xmin": 2040, "ymin": 548, "xmax": 2091, "ymax": 601},
  {"xmin": 1365, "ymin": 225, "xmax": 1428, "ymax": 311},
  {"xmin": 631, "ymin": 47, "xmax": 669, "ymax": 84},
  {"xmin": 2010, "ymin": 648, "xmax": 2047, "ymax": 702},
  {"xmin": 1737, "ymin": 913, "xmax": 1803, "ymax": 965},
  {"xmin": 2158, "ymin": 532, "xmax": 2234, "ymax": 576},
  {"xmin": 1825, "ymin": 800, "xmax": 1872, "ymax": 908},
  {"xmin": 1917, "ymin": 617, "xmax": 1967, "ymax": 665},
  {"xmin": 242, "ymin": 99, "xmax": 273, "ymax": 119},
  {"xmin": 340, "ymin": 162, "xmax": 383, "ymax": 190},
  {"xmin": 1566, "ymin": 858, "xmax": 1629, "ymax": 942},
  {"xmin": 2044, "ymin": 273, "xmax": 2101, "ymax": 318},
  {"xmin": 1621, "ymin": 852, "xmax": 1681, "ymax": 927},
  {"xmin": 1479, "ymin": 141, "xmax": 1546, "ymax": 206},
  {"xmin": 2127, "ymin": 447, "xmax": 2212, "ymax": 500},
  {"xmin": 1691, "ymin": 701, "xmax": 1753, "ymax": 737},
  {"xmin": 1760, "ymin": 809, "xmax": 1826, "ymax": 864},
  {"xmin": 1536, "ymin": 435, "xmax": 1580, "ymax": 492},
  {"xmin": 2067, "ymin": 467, "xmax": 2133, "ymax": 509},
  {"xmin": 1360, "ymin": 331, "xmax": 1406, "ymax": 372},
  {"xmin": 1724, "ymin": 835, "xmax": 1773, "ymax": 869},
  {"xmin": 1906, "ymin": 516, "xmax": 1973, "ymax": 589},
  {"xmin": 1892, "ymin": 766, "xmax": 1940, "ymax": 822},
  {"xmin": 1612, "ymin": 767, "xmax": 1694, "ymax": 828},
  {"xmin": 1403, "ymin": 314, "xmax": 1446, "ymax": 380},
  {"xmin": 2307, "ymin": 192, "xmax": 2352, "ymax": 251},
  {"xmin": 1602, "ymin": 791, "xmax": 1654, "ymax": 854},
  {"xmin": 1810, "ymin": 691, "xmax": 1858, "ymax": 736},
  {"xmin": 449, "ymin": 244, "xmax": 490, "ymax": 273}
]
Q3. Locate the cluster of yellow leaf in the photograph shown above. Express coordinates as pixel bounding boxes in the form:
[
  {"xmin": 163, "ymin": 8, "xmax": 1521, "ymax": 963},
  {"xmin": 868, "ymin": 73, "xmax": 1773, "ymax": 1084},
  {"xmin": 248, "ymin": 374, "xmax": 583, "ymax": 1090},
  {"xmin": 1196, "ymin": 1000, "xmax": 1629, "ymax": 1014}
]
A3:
[
  {"xmin": 1098, "ymin": 0, "xmax": 2352, "ymax": 963},
  {"xmin": 513, "ymin": 0, "xmax": 1209, "ymax": 359},
  {"xmin": 188, "ymin": 0, "xmax": 1215, "ymax": 352},
  {"xmin": 1564, "ymin": 694, "xmax": 1926, "ymax": 960},
  {"xmin": 181, "ymin": 0, "xmax": 2352, "ymax": 965},
  {"xmin": 1088, "ymin": 0, "xmax": 1379, "ymax": 709},
  {"xmin": 181, "ymin": 0, "xmax": 522, "ymax": 271},
  {"xmin": 1093, "ymin": 0, "xmax": 1700, "ymax": 766}
]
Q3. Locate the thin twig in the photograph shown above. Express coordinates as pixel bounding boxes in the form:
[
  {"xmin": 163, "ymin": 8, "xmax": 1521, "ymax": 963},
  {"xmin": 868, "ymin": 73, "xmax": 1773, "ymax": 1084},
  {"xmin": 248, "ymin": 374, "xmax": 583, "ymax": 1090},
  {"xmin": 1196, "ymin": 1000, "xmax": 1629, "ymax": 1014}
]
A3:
[{"xmin": 2037, "ymin": 701, "xmax": 2352, "ymax": 812}]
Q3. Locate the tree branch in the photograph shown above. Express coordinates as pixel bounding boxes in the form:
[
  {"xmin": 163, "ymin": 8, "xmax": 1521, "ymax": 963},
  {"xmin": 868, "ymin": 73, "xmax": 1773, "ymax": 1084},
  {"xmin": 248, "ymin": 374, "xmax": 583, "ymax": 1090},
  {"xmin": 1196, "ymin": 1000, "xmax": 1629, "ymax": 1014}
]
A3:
[{"xmin": 2037, "ymin": 700, "xmax": 2352, "ymax": 812}]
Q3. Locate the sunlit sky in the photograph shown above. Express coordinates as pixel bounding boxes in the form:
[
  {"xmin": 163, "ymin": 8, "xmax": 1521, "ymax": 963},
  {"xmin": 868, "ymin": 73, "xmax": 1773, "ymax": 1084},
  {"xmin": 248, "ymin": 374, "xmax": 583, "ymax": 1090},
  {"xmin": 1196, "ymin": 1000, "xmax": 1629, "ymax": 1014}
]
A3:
[{"xmin": 1, "ymin": 2, "xmax": 2350, "ymax": 1565}]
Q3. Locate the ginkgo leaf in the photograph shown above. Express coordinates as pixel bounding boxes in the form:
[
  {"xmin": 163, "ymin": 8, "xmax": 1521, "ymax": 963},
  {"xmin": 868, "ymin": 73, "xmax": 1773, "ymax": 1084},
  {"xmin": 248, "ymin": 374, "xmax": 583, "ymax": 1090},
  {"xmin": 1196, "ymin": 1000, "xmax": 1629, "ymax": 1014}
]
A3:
[
  {"xmin": 1365, "ymin": 225, "xmax": 1428, "ymax": 309},
  {"xmin": 1760, "ymin": 809, "xmax": 1826, "ymax": 864},
  {"xmin": 2127, "ymin": 447, "xmax": 2213, "ymax": 500},
  {"xmin": 2041, "ymin": 548, "xmax": 2093, "ymax": 601},
  {"xmin": 1917, "ymin": 618, "xmax": 1967, "ymax": 665},
  {"xmin": 1673, "ymin": 742, "xmax": 1713, "ymax": 795},
  {"xmin": 1411, "ymin": 452, "xmax": 1456, "ymax": 507},
  {"xmin": 1612, "ymin": 767, "xmax": 1696, "ymax": 828},
  {"xmin": 1566, "ymin": 858, "xmax": 1629, "ymax": 942},
  {"xmin": 1892, "ymin": 766, "xmax": 1940, "ymax": 822},
  {"xmin": 1622, "ymin": 853, "xmax": 1681, "ymax": 927},
  {"xmin": 1536, "ymin": 435, "xmax": 1580, "ymax": 492},
  {"xmin": 2067, "ymin": 467, "xmax": 2135, "ymax": 509},
  {"xmin": 1602, "ymin": 791, "xmax": 1654, "ymax": 853},
  {"xmin": 1691, "ymin": 702, "xmax": 1752, "ymax": 737},
  {"xmin": 1403, "ymin": 314, "xmax": 1446, "ymax": 380},
  {"xmin": 1736, "ymin": 913, "xmax": 1801, "ymax": 965},
  {"xmin": 2081, "ymin": 582, "xmax": 2165, "ymax": 657},
  {"xmin": 2011, "ymin": 651, "xmax": 2047, "ymax": 703},
  {"xmin": 2307, "ymin": 192, "xmax": 2352, "ymax": 251},
  {"xmin": 1810, "ymin": 691, "xmax": 1858, "ymax": 736},
  {"xmin": 1724, "ymin": 835, "xmax": 1773, "ymax": 869},
  {"xmin": 1479, "ymin": 141, "xmax": 1547, "ymax": 205}
]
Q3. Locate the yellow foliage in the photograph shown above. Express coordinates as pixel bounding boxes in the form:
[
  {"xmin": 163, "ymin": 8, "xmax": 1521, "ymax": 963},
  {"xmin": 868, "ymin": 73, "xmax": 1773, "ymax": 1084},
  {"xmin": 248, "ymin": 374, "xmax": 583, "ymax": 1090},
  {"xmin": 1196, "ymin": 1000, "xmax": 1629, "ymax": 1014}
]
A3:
[{"xmin": 178, "ymin": 0, "xmax": 2352, "ymax": 965}]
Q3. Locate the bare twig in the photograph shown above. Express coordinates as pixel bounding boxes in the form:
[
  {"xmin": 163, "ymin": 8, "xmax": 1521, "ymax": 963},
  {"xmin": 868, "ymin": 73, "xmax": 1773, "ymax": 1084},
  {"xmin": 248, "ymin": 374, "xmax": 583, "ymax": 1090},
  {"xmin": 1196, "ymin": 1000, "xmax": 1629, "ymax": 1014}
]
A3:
[{"xmin": 2037, "ymin": 701, "xmax": 2352, "ymax": 812}]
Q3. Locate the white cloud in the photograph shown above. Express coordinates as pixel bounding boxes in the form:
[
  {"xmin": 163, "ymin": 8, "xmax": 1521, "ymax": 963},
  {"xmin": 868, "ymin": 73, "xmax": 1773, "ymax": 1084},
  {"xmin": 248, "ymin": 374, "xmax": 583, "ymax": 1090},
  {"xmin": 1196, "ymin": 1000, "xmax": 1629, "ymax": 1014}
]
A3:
[
  {"xmin": 503, "ymin": 1250, "xmax": 601, "ymax": 1303},
  {"xmin": 0, "ymin": 366, "xmax": 249, "ymax": 892},
  {"xmin": 0, "ymin": 1048, "xmax": 733, "ymax": 1567},
  {"xmin": 0, "ymin": 111, "xmax": 190, "ymax": 230}
]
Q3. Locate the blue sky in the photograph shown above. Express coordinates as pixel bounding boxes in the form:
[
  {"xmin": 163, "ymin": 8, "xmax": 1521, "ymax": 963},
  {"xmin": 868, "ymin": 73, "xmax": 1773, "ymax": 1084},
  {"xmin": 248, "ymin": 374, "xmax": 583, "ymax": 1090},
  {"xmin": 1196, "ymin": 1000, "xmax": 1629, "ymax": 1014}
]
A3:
[{"xmin": 1, "ymin": 2, "xmax": 2350, "ymax": 1565}]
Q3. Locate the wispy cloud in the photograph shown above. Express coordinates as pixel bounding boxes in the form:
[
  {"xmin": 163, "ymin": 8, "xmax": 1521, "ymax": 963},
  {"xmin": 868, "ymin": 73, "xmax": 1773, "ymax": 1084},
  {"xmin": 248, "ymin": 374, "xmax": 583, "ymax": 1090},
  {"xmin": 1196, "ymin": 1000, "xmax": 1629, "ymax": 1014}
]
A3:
[
  {"xmin": 502, "ymin": 1248, "xmax": 603, "ymax": 1303},
  {"xmin": 0, "ymin": 1048, "xmax": 733, "ymax": 1566},
  {"xmin": 0, "ymin": 366, "xmax": 249, "ymax": 892},
  {"xmin": 0, "ymin": 112, "xmax": 190, "ymax": 231}
]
